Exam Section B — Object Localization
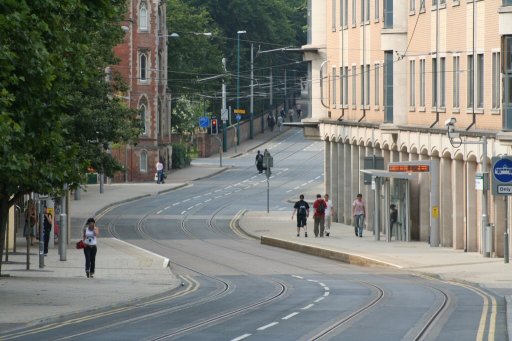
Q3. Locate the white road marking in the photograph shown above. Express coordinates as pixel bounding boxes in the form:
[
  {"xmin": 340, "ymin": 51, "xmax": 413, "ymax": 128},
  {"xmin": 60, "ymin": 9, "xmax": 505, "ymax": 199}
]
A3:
[
  {"xmin": 231, "ymin": 334, "xmax": 251, "ymax": 341},
  {"xmin": 324, "ymin": 287, "xmax": 330, "ymax": 291},
  {"xmin": 324, "ymin": 292, "xmax": 330, "ymax": 297},
  {"xmin": 234, "ymin": 189, "xmax": 242, "ymax": 192},
  {"xmin": 214, "ymin": 196, "xmax": 223, "ymax": 199},
  {"xmin": 194, "ymin": 203, "xmax": 201, "ymax": 207},
  {"xmin": 172, "ymin": 202, "xmax": 180, "ymax": 206},
  {"xmin": 242, "ymin": 179, "xmax": 249, "ymax": 183},
  {"xmin": 227, "ymin": 185, "xmax": 234, "ymax": 188},
  {"xmin": 205, "ymin": 192, "xmax": 212, "ymax": 195},
  {"xmin": 214, "ymin": 189, "xmax": 222, "ymax": 192},
  {"xmin": 164, "ymin": 206, "xmax": 170, "ymax": 210},
  {"xmin": 307, "ymin": 279, "xmax": 318, "ymax": 283},
  {"xmin": 257, "ymin": 322, "xmax": 278, "ymax": 331},
  {"xmin": 156, "ymin": 210, "xmax": 163, "ymax": 215},
  {"xmin": 183, "ymin": 199, "xmax": 190, "ymax": 202},
  {"xmin": 180, "ymin": 211, "xmax": 186, "ymax": 215},
  {"xmin": 293, "ymin": 186, "xmax": 300, "ymax": 190},
  {"xmin": 282, "ymin": 312, "xmax": 299, "ymax": 320},
  {"xmin": 187, "ymin": 206, "xmax": 194, "ymax": 210},
  {"xmin": 302, "ymin": 304, "xmax": 314, "ymax": 310},
  {"xmin": 315, "ymin": 176, "xmax": 321, "ymax": 180},
  {"xmin": 315, "ymin": 297, "xmax": 325, "ymax": 303},
  {"xmin": 307, "ymin": 180, "xmax": 314, "ymax": 184},
  {"xmin": 250, "ymin": 176, "xmax": 257, "ymax": 179},
  {"xmin": 204, "ymin": 199, "xmax": 212, "ymax": 202},
  {"xmin": 292, "ymin": 275, "xmax": 303, "ymax": 279},
  {"xmin": 286, "ymin": 190, "xmax": 292, "ymax": 193},
  {"xmin": 193, "ymin": 195, "xmax": 201, "ymax": 199}
]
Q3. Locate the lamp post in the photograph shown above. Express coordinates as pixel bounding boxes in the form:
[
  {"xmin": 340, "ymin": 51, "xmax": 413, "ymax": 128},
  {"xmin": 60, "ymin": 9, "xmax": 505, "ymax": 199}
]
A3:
[
  {"xmin": 236, "ymin": 30, "xmax": 246, "ymax": 146},
  {"xmin": 446, "ymin": 118, "xmax": 490, "ymax": 257}
]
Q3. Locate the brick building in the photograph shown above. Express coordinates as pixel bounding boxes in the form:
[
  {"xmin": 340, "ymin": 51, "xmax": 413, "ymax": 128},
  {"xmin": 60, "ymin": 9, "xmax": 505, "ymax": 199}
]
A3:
[
  {"xmin": 303, "ymin": 0, "xmax": 512, "ymax": 257},
  {"xmin": 111, "ymin": 0, "xmax": 171, "ymax": 182}
]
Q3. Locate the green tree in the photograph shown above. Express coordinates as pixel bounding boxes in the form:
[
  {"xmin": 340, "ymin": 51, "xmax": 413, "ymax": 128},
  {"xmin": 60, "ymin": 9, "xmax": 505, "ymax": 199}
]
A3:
[{"xmin": 0, "ymin": 0, "xmax": 139, "ymax": 274}]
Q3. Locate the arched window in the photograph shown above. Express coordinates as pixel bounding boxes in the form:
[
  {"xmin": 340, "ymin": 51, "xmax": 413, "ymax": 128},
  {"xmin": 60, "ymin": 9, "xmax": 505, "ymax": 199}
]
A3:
[
  {"xmin": 140, "ymin": 150, "xmax": 148, "ymax": 172},
  {"xmin": 139, "ymin": 2, "xmax": 148, "ymax": 31},
  {"xmin": 140, "ymin": 53, "xmax": 147, "ymax": 81},
  {"xmin": 139, "ymin": 103, "xmax": 147, "ymax": 134}
]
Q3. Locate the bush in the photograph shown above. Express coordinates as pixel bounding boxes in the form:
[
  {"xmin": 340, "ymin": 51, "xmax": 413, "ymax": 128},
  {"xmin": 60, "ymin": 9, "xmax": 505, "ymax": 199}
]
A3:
[{"xmin": 171, "ymin": 143, "xmax": 191, "ymax": 169}]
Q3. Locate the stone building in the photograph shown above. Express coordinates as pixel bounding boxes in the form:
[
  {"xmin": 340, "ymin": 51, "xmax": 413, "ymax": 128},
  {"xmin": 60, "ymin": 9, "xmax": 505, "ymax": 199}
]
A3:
[
  {"xmin": 111, "ymin": 0, "xmax": 171, "ymax": 182},
  {"xmin": 303, "ymin": 0, "xmax": 512, "ymax": 256}
]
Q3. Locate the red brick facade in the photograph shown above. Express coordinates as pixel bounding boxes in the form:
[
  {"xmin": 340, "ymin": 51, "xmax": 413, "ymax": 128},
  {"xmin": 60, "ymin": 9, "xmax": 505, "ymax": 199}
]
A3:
[{"xmin": 112, "ymin": 0, "xmax": 170, "ymax": 183}]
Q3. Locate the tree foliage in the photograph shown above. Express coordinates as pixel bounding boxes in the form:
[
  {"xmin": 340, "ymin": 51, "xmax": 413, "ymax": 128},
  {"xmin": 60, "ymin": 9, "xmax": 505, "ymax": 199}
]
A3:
[{"xmin": 0, "ymin": 0, "xmax": 140, "ymax": 273}]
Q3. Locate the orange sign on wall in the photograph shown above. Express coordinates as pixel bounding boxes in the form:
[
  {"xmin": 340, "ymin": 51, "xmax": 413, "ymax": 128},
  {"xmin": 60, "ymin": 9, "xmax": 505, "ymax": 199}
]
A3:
[{"xmin": 388, "ymin": 164, "xmax": 430, "ymax": 173}]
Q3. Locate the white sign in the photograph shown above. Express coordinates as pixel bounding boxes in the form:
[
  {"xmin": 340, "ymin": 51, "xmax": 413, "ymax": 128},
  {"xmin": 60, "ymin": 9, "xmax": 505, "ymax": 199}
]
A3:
[
  {"xmin": 221, "ymin": 108, "xmax": 229, "ymax": 121},
  {"xmin": 371, "ymin": 180, "xmax": 376, "ymax": 190},
  {"xmin": 475, "ymin": 175, "xmax": 484, "ymax": 191},
  {"xmin": 497, "ymin": 185, "xmax": 512, "ymax": 194}
]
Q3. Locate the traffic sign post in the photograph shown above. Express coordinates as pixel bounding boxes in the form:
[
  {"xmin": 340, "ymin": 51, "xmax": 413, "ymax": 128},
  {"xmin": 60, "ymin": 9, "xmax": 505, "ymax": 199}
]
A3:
[
  {"xmin": 492, "ymin": 156, "xmax": 512, "ymax": 262},
  {"xmin": 263, "ymin": 150, "xmax": 273, "ymax": 213}
]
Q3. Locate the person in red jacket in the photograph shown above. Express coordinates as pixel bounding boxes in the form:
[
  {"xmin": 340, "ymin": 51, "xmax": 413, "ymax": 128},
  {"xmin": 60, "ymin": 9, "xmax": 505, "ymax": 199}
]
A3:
[{"xmin": 312, "ymin": 194, "xmax": 327, "ymax": 237}]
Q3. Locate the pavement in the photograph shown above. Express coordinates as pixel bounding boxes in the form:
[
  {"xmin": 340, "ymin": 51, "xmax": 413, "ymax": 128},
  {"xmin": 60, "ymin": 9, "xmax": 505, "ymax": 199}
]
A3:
[{"xmin": 1, "ymin": 124, "xmax": 512, "ymax": 339}]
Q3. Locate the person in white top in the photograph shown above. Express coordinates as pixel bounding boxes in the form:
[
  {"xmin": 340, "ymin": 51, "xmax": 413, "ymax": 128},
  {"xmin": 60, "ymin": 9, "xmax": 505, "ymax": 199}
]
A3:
[
  {"xmin": 156, "ymin": 159, "xmax": 164, "ymax": 184},
  {"xmin": 324, "ymin": 194, "xmax": 335, "ymax": 237},
  {"xmin": 83, "ymin": 217, "xmax": 99, "ymax": 278},
  {"xmin": 352, "ymin": 194, "xmax": 366, "ymax": 237}
]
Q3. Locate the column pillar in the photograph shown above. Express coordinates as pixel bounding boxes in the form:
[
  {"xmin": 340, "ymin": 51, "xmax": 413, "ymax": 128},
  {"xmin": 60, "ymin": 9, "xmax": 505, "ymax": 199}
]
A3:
[
  {"xmin": 466, "ymin": 160, "xmax": 478, "ymax": 251},
  {"xmin": 351, "ymin": 144, "xmax": 359, "ymax": 226},
  {"xmin": 440, "ymin": 156, "xmax": 453, "ymax": 247},
  {"xmin": 330, "ymin": 141, "xmax": 339, "ymax": 222},
  {"xmin": 409, "ymin": 152, "xmax": 420, "ymax": 241},
  {"xmin": 344, "ymin": 143, "xmax": 352, "ymax": 225},
  {"xmin": 453, "ymin": 158, "xmax": 465, "ymax": 250},
  {"xmin": 324, "ymin": 139, "xmax": 331, "ymax": 196},
  {"xmin": 366, "ymin": 146, "xmax": 374, "ymax": 232},
  {"xmin": 337, "ymin": 141, "xmax": 345, "ymax": 223},
  {"xmin": 419, "ymin": 153, "xmax": 430, "ymax": 242}
]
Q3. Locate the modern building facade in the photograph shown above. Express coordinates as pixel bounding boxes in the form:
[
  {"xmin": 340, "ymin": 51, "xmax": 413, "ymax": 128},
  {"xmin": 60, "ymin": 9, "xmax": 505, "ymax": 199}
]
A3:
[
  {"xmin": 112, "ymin": 0, "xmax": 171, "ymax": 182},
  {"xmin": 303, "ymin": 0, "xmax": 512, "ymax": 256}
]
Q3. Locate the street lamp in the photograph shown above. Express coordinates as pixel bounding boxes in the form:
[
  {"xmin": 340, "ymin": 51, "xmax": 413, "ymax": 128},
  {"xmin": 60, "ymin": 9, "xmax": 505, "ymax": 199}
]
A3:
[
  {"xmin": 446, "ymin": 118, "xmax": 490, "ymax": 257},
  {"xmin": 236, "ymin": 30, "xmax": 246, "ymax": 146}
]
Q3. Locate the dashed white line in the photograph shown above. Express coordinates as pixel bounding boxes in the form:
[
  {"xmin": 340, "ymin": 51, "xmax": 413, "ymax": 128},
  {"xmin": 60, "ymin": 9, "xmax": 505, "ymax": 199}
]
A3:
[
  {"xmin": 156, "ymin": 210, "xmax": 163, "ymax": 215},
  {"xmin": 315, "ymin": 176, "xmax": 321, "ymax": 180},
  {"xmin": 319, "ymin": 283, "xmax": 326, "ymax": 287},
  {"xmin": 187, "ymin": 206, "xmax": 194, "ymax": 210},
  {"xmin": 242, "ymin": 179, "xmax": 249, "ymax": 183},
  {"xmin": 180, "ymin": 211, "xmax": 186, "ymax": 215},
  {"xmin": 193, "ymin": 195, "xmax": 201, "ymax": 199},
  {"xmin": 324, "ymin": 287, "xmax": 330, "ymax": 291},
  {"xmin": 214, "ymin": 196, "xmax": 223, "ymax": 199},
  {"xmin": 293, "ymin": 186, "xmax": 300, "ymax": 190},
  {"xmin": 250, "ymin": 176, "xmax": 257, "ymax": 179},
  {"xmin": 231, "ymin": 334, "xmax": 251, "ymax": 341},
  {"xmin": 164, "ymin": 206, "xmax": 170, "ymax": 210},
  {"xmin": 205, "ymin": 192, "xmax": 212, "ymax": 196},
  {"xmin": 234, "ymin": 189, "xmax": 242, "ymax": 192},
  {"xmin": 172, "ymin": 202, "xmax": 180, "ymax": 206},
  {"xmin": 214, "ymin": 189, "xmax": 222, "ymax": 192},
  {"xmin": 292, "ymin": 275, "xmax": 303, "ymax": 279},
  {"xmin": 315, "ymin": 297, "xmax": 325, "ymax": 303},
  {"xmin": 307, "ymin": 279, "xmax": 318, "ymax": 283},
  {"xmin": 194, "ymin": 203, "xmax": 201, "ymax": 207},
  {"xmin": 257, "ymin": 322, "xmax": 279, "ymax": 331},
  {"xmin": 183, "ymin": 199, "xmax": 190, "ymax": 202},
  {"xmin": 226, "ymin": 185, "xmax": 233, "ymax": 188},
  {"xmin": 324, "ymin": 292, "xmax": 330, "ymax": 297},
  {"xmin": 286, "ymin": 190, "xmax": 292, "ymax": 193},
  {"xmin": 282, "ymin": 312, "xmax": 299, "ymax": 320},
  {"xmin": 302, "ymin": 304, "xmax": 314, "ymax": 310},
  {"xmin": 204, "ymin": 199, "xmax": 212, "ymax": 202}
]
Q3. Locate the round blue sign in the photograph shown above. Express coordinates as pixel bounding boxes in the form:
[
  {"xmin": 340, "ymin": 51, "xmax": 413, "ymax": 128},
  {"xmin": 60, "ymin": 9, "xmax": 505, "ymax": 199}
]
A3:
[
  {"xmin": 235, "ymin": 114, "xmax": 241, "ymax": 122},
  {"xmin": 493, "ymin": 158, "xmax": 512, "ymax": 183},
  {"xmin": 199, "ymin": 116, "xmax": 210, "ymax": 128}
]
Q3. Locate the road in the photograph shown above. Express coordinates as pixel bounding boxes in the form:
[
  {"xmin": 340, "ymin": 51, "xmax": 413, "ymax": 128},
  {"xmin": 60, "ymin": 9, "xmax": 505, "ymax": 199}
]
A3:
[{"xmin": 5, "ymin": 130, "xmax": 507, "ymax": 340}]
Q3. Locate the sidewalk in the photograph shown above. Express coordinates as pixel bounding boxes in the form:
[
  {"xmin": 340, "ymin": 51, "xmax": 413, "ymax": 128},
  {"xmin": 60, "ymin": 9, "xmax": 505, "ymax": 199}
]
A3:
[{"xmin": 0, "ymin": 126, "xmax": 289, "ymax": 332}]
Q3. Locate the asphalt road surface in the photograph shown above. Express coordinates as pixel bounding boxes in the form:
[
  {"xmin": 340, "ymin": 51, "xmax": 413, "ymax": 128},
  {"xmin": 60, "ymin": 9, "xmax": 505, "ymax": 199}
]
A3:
[{"xmin": 8, "ymin": 130, "xmax": 507, "ymax": 340}]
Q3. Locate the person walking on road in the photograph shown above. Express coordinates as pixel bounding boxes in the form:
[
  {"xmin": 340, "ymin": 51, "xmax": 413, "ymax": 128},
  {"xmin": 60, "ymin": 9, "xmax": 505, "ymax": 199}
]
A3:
[
  {"xmin": 352, "ymin": 194, "xmax": 366, "ymax": 237},
  {"xmin": 83, "ymin": 217, "xmax": 99, "ymax": 278},
  {"xmin": 324, "ymin": 194, "xmax": 335, "ymax": 237},
  {"xmin": 43, "ymin": 208, "xmax": 52, "ymax": 255},
  {"xmin": 292, "ymin": 194, "xmax": 309, "ymax": 237},
  {"xmin": 390, "ymin": 204, "xmax": 398, "ymax": 239},
  {"xmin": 313, "ymin": 194, "xmax": 327, "ymax": 237},
  {"xmin": 255, "ymin": 150, "xmax": 264, "ymax": 173}
]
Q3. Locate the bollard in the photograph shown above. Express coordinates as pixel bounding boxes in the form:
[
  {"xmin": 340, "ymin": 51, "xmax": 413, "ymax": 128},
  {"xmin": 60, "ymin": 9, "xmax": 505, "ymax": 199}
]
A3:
[
  {"xmin": 484, "ymin": 224, "xmax": 493, "ymax": 258},
  {"xmin": 59, "ymin": 213, "xmax": 67, "ymax": 261},
  {"xmin": 505, "ymin": 231, "xmax": 509, "ymax": 264}
]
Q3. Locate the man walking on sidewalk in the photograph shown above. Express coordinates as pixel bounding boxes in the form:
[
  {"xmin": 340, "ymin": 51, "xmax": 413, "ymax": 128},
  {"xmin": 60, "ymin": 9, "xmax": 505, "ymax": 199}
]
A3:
[
  {"xmin": 313, "ymin": 194, "xmax": 326, "ymax": 237},
  {"xmin": 292, "ymin": 194, "xmax": 309, "ymax": 237},
  {"xmin": 352, "ymin": 194, "xmax": 366, "ymax": 237},
  {"xmin": 324, "ymin": 194, "xmax": 335, "ymax": 237}
]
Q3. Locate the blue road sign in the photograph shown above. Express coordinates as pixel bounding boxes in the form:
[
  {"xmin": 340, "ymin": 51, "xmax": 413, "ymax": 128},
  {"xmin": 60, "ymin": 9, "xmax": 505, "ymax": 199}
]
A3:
[
  {"xmin": 235, "ymin": 114, "xmax": 241, "ymax": 122},
  {"xmin": 199, "ymin": 116, "xmax": 210, "ymax": 128},
  {"xmin": 493, "ymin": 158, "xmax": 512, "ymax": 183}
]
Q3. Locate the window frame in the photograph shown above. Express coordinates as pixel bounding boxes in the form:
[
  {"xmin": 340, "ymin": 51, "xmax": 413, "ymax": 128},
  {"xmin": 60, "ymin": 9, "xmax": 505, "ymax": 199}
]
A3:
[
  {"xmin": 351, "ymin": 65, "xmax": 357, "ymax": 107},
  {"xmin": 492, "ymin": 51, "xmax": 501, "ymax": 110},
  {"xmin": 419, "ymin": 58, "xmax": 426, "ymax": 109},
  {"xmin": 140, "ymin": 150, "xmax": 148, "ymax": 173},
  {"xmin": 409, "ymin": 59, "xmax": 416, "ymax": 109},
  {"xmin": 140, "ymin": 52, "xmax": 148, "ymax": 82},
  {"xmin": 375, "ymin": 62, "xmax": 380, "ymax": 108},
  {"xmin": 453, "ymin": 55, "xmax": 460, "ymax": 110},
  {"xmin": 139, "ymin": 2, "xmax": 148, "ymax": 31}
]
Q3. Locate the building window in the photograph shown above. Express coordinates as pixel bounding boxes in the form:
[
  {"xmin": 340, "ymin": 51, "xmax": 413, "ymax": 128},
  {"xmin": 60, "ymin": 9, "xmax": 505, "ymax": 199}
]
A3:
[
  {"xmin": 361, "ymin": 0, "xmax": 370, "ymax": 23},
  {"xmin": 420, "ymin": 59, "xmax": 425, "ymax": 107},
  {"xmin": 351, "ymin": 65, "xmax": 357, "ymax": 106},
  {"xmin": 453, "ymin": 56, "xmax": 460, "ymax": 108},
  {"xmin": 332, "ymin": 67, "xmax": 337, "ymax": 105},
  {"xmin": 440, "ymin": 57, "xmax": 446, "ymax": 108},
  {"xmin": 342, "ymin": 0, "xmax": 348, "ymax": 26},
  {"xmin": 139, "ymin": 104, "xmax": 147, "ymax": 135},
  {"xmin": 360, "ymin": 64, "xmax": 369, "ymax": 106},
  {"xmin": 340, "ymin": 67, "xmax": 343, "ymax": 106},
  {"xmin": 420, "ymin": 0, "xmax": 426, "ymax": 11},
  {"xmin": 384, "ymin": 51, "xmax": 394, "ymax": 122},
  {"xmin": 432, "ymin": 58, "xmax": 437, "ymax": 107},
  {"xmin": 139, "ymin": 2, "xmax": 148, "ymax": 31},
  {"xmin": 410, "ymin": 0, "xmax": 415, "ymax": 12},
  {"xmin": 492, "ymin": 52, "xmax": 501, "ymax": 110},
  {"xmin": 477, "ymin": 53, "xmax": 484, "ymax": 109},
  {"xmin": 467, "ymin": 54, "xmax": 474, "ymax": 108},
  {"xmin": 140, "ymin": 150, "xmax": 148, "ymax": 172},
  {"xmin": 375, "ymin": 0, "xmax": 380, "ymax": 20},
  {"xmin": 504, "ymin": 36, "xmax": 512, "ymax": 130},
  {"xmin": 140, "ymin": 53, "xmax": 147, "ymax": 81},
  {"xmin": 375, "ymin": 63, "xmax": 380, "ymax": 106},
  {"xmin": 332, "ymin": 0, "xmax": 336, "ymax": 31},
  {"xmin": 409, "ymin": 60, "xmax": 416, "ymax": 107},
  {"xmin": 504, "ymin": 0, "xmax": 512, "ymax": 6},
  {"xmin": 384, "ymin": 0, "xmax": 393, "ymax": 28},
  {"xmin": 343, "ymin": 66, "xmax": 349, "ymax": 105},
  {"xmin": 352, "ymin": 0, "xmax": 357, "ymax": 26},
  {"xmin": 360, "ymin": 65, "xmax": 365, "ymax": 106}
]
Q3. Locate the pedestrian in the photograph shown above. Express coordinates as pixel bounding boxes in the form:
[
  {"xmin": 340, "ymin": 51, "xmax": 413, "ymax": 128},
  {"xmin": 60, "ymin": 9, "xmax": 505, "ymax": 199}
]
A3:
[
  {"xmin": 288, "ymin": 108, "xmax": 294, "ymax": 122},
  {"xmin": 42, "ymin": 208, "xmax": 53, "ymax": 255},
  {"xmin": 277, "ymin": 114, "xmax": 283, "ymax": 132},
  {"xmin": 352, "ymin": 193, "xmax": 366, "ymax": 237},
  {"xmin": 83, "ymin": 217, "xmax": 99, "ymax": 278},
  {"xmin": 296, "ymin": 104, "xmax": 302, "ymax": 120},
  {"xmin": 292, "ymin": 194, "xmax": 309, "ymax": 237},
  {"xmin": 255, "ymin": 150, "xmax": 264, "ymax": 173},
  {"xmin": 267, "ymin": 113, "xmax": 275, "ymax": 132},
  {"xmin": 156, "ymin": 158, "xmax": 164, "ymax": 184},
  {"xmin": 324, "ymin": 194, "xmax": 335, "ymax": 237},
  {"xmin": 313, "ymin": 194, "xmax": 327, "ymax": 237},
  {"xmin": 23, "ymin": 199, "xmax": 38, "ymax": 246},
  {"xmin": 390, "ymin": 204, "xmax": 398, "ymax": 239}
]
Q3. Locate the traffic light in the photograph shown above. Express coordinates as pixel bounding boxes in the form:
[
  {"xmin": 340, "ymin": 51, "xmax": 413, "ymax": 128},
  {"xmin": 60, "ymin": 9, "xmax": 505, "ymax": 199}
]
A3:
[{"xmin": 211, "ymin": 118, "xmax": 218, "ymax": 135}]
